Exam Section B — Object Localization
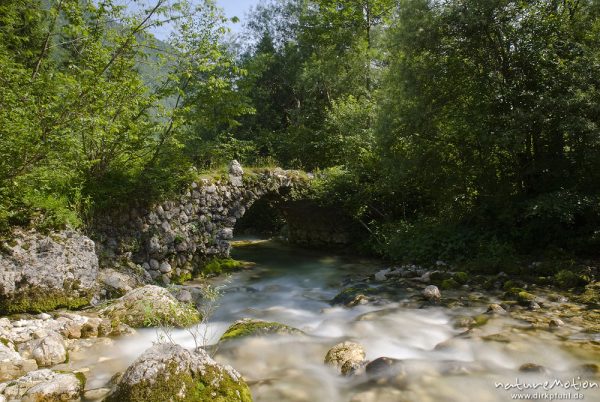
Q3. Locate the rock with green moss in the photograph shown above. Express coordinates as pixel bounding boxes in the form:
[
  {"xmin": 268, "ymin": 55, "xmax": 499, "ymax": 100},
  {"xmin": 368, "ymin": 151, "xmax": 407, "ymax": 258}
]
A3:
[
  {"xmin": 331, "ymin": 285, "xmax": 374, "ymax": 306},
  {"xmin": 219, "ymin": 319, "xmax": 303, "ymax": 342},
  {"xmin": 106, "ymin": 343, "xmax": 252, "ymax": 402},
  {"xmin": 99, "ymin": 285, "xmax": 200, "ymax": 328},
  {"xmin": 0, "ymin": 369, "xmax": 84, "ymax": 401},
  {"xmin": 503, "ymin": 287, "xmax": 537, "ymax": 305},
  {"xmin": 0, "ymin": 230, "xmax": 98, "ymax": 314},
  {"xmin": 575, "ymin": 282, "xmax": 599, "ymax": 305},
  {"xmin": 453, "ymin": 272, "xmax": 469, "ymax": 284},
  {"xmin": 201, "ymin": 258, "xmax": 247, "ymax": 276},
  {"xmin": 441, "ymin": 279, "xmax": 460, "ymax": 290}
]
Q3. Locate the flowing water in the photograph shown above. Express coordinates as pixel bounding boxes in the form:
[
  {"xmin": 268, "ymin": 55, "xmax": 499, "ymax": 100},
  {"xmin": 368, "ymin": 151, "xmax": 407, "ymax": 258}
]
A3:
[{"xmin": 70, "ymin": 240, "xmax": 599, "ymax": 401}]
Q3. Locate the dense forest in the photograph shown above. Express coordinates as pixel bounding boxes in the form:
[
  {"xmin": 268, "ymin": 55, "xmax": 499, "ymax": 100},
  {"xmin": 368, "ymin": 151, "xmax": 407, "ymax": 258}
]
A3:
[{"xmin": 2, "ymin": 0, "xmax": 600, "ymax": 268}]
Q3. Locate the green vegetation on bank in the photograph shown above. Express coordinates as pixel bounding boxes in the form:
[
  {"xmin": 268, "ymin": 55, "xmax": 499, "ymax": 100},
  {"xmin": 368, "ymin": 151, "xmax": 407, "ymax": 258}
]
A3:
[
  {"xmin": 2, "ymin": 0, "xmax": 600, "ymax": 271},
  {"xmin": 0, "ymin": 0, "xmax": 250, "ymax": 232}
]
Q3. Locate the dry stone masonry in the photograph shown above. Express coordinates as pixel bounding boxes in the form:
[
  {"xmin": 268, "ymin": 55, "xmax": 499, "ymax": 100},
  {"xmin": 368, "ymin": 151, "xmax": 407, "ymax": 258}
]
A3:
[{"xmin": 95, "ymin": 161, "xmax": 308, "ymax": 283}]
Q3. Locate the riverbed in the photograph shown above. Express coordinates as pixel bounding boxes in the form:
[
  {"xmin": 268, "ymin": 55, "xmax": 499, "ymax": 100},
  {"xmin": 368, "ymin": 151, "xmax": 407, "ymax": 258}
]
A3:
[{"xmin": 69, "ymin": 240, "xmax": 599, "ymax": 401}]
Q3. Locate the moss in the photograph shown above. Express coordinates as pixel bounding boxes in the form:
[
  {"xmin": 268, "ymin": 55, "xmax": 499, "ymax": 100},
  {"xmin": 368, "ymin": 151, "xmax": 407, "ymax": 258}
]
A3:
[
  {"xmin": 220, "ymin": 319, "xmax": 303, "ymax": 342},
  {"xmin": 330, "ymin": 285, "xmax": 374, "ymax": 305},
  {"xmin": 201, "ymin": 258, "xmax": 245, "ymax": 276},
  {"xmin": 575, "ymin": 282, "xmax": 599, "ymax": 305},
  {"xmin": 501, "ymin": 287, "xmax": 523, "ymax": 300},
  {"xmin": 171, "ymin": 271, "xmax": 193, "ymax": 285},
  {"xmin": 192, "ymin": 365, "xmax": 252, "ymax": 402},
  {"xmin": 441, "ymin": 278, "xmax": 460, "ymax": 290},
  {"xmin": 471, "ymin": 314, "xmax": 490, "ymax": 327},
  {"xmin": 453, "ymin": 272, "xmax": 469, "ymax": 284},
  {"xmin": 517, "ymin": 291, "xmax": 535, "ymax": 304},
  {"xmin": 0, "ymin": 337, "xmax": 10, "ymax": 346},
  {"xmin": 74, "ymin": 371, "xmax": 87, "ymax": 389},
  {"xmin": 107, "ymin": 361, "xmax": 252, "ymax": 402},
  {"xmin": 0, "ymin": 290, "xmax": 91, "ymax": 315}
]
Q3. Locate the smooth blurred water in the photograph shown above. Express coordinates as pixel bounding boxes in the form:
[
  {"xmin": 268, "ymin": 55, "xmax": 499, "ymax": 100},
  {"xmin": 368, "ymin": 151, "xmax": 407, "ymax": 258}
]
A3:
[{"xmin": 71, "ymin": 240, "xmax": 600, "ymax": 401}]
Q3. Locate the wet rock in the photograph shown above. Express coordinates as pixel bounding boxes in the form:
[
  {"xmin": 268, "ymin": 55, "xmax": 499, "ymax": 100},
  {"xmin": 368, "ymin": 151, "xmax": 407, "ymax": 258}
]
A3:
[
  {"xmin": 549, "ymin": 318, "xmax": 565, "ymax": 328},
  {"xmin": 422, "ymin": 285, "xmax": 441, "ymax": 302},
  {"xmin": 99, "ymin": 285, "xmax": 200, "ymax": 328},
  {"xmin": 374, "ymin": 269, "xmax": 391, "ymax": 281},
  {"xmin": 365, "ymin": 357, "xmax": 404, "ymax": 378},
  {"xmin": 481, "ymin": 333, "xmax": 511, "ymax": 343},
  {"xmin": 0, "ymin": 229, "xmax": 98, "ymax": 314},
  {"xmin": 519, "ymin": 363, "xmax": 548, "ymax": 373},
  {"xmin": 0, "ymin": 369, "xmax": 84, "ymax": 401},
  {"xmin": 331, "ymin": 285, "xmax": 373, "ymax": 306},
  {"xmin": 324, "ymin": 341, "xmax": 366, "ymax": 376},
  {"xmin": 17, "ymin": 331, "xmax": 67, "ymax": 367},
  {"xmin": 486, "ymin": 303, "xmax": 507, "ymax": 315},
  {"xmin": 346, "ymin": 294, "xmax": 369, "ymax": 307},
  {"xmin": 0, "ymin": 342, "xmax": 38, "ymax": 381},
  {"xmin": 219, "ymin": 318, "xmax": 303, "ymax": 342},
  {"xmin": 106, "ymin": 343, "xmax": 251, "ymax": 402},
  {"xmin": 453, "ymin": 316, "xmax": 476, "ymax": 329}
]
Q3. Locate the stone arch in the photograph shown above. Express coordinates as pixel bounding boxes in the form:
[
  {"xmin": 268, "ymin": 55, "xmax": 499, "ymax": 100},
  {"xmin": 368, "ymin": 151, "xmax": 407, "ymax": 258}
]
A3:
[{"xmin": 95, "ymin": 161, "xmax": 309, "ymax": 283}]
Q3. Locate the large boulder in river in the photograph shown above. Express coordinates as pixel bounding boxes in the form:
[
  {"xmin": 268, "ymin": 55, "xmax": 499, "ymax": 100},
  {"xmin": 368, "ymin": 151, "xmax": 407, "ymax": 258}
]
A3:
[
  {"xmin": 0, "ymin": 369, "xmax": 85, "ymax": 401},
  {"xmin": 99, "ymin": 285, "xmax": 200, "ymax": 328},
  {"xmin": 324, "ymin": 341, "xmax": 366, "ymax": 376},
  {"xmin": 107, "ymin": 343, "xmax": 252, "ymax": 402},
  {"xmin": 0, "ymin": 230, "xmax": 98, "ymax": 314},
  {"xmin": 422, "ymin": 285, "xmax": 441, "ymax": 302},
  {"xmin": 219, "ymin": 319, "xmax": 303, "ymax": 342}
]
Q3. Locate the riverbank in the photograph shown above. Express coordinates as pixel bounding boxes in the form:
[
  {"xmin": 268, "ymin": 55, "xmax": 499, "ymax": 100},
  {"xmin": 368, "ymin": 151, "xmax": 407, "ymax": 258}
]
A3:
[{"xmin": 0, "ymin": 239, "xmax": 598, "ymax": 401}]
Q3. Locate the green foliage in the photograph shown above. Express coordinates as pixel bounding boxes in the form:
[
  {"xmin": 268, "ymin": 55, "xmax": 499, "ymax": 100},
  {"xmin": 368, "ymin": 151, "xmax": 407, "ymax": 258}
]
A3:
[
  {"xmin": 554, "ymin": 270, "xmax": 590, "ymax": 289},
  {"xmin": 373, "ymin": 0, "xmax": 600, "ymax": 260},
  {"xmin": 0, "ymin": 0, "xmax": 250, "ymax": 232}
]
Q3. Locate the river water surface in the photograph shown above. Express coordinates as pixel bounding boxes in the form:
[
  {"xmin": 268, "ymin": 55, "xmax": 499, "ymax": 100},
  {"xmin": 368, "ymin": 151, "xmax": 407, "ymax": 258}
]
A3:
[{"xmin": 72, "ymin": 240, "xmax": 599, "ymax": 402}]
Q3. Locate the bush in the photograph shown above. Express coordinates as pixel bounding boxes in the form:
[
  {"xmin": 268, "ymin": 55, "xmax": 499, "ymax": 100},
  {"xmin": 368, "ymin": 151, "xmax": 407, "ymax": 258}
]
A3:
[
  {"xmin": 371, "ymin": 219, "xmax": 517, "ymax": 272},
  {"xmin": 554, "ymin": 270, "xmax": 590, "ymax": 289}
]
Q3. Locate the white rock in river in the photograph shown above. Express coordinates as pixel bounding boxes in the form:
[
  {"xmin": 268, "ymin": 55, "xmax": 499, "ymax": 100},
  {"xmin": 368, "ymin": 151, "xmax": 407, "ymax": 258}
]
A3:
[
  {"xmin": 324, "ymin": 341, "xmax": 366, "ymax": 375},
  {"xmin": 422, "ymin": 285, "xmax": 441, "ymax": 302}
]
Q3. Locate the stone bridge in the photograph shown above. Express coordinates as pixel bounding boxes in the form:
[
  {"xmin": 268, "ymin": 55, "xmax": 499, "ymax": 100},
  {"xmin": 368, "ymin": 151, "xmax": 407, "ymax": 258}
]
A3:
[{"xmin": 95, "ymin": 161, "xmax": 310, "ymax": 283}]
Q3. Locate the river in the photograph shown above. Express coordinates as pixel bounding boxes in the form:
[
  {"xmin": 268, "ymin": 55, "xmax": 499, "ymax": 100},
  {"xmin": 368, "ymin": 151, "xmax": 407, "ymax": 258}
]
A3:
[{"xmin": 70, "ymin": 239, "xmax": 599, "ymax": 401}]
